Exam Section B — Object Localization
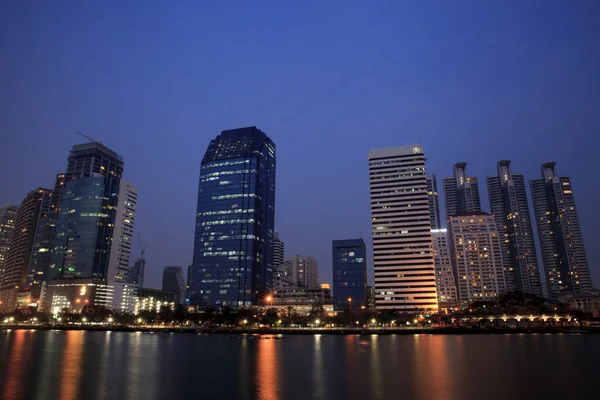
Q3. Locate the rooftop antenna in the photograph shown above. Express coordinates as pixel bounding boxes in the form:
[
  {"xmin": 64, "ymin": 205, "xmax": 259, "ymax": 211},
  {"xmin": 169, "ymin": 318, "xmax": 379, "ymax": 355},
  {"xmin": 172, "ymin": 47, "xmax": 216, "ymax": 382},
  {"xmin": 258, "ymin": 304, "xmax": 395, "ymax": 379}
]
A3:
[{"xmin": 77, "ymin": 131, "xmax": 102, "ymax": 144}]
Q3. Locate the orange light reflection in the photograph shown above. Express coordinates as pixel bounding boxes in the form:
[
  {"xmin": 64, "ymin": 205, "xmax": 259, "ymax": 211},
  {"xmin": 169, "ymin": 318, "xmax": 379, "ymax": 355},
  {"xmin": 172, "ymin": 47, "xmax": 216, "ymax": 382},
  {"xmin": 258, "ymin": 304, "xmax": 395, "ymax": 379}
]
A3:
[
  {"xmin": 256, "ymin": 337, "xmax": 280, "ymax": 400},
  {"xmin": 59, "ymin": 331, "xmax": 84, "ymax": 400}
]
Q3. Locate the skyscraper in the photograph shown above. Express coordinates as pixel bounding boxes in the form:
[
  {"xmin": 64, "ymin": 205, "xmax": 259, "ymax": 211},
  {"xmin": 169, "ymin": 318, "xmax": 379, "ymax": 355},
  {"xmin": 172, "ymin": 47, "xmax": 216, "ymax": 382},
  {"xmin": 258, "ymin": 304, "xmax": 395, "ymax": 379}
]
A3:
[
  {"xmin": 0, "ymin": 206, "xmax": 18, "ymax": 281},
  {"xmin": 487, "ymin": 160, "xmax": 542, "ymax": 296},
  {"xmin": 332, "ymin": 239, "xmax": 367, "ymax": 310},
  {"xmin": 448, "ymin": 212, "xmax": 506, "ymax": 304},
  {"xmin": 190, "ymin": 127, "xmax": 276, "ymax": 308},
  {"xmin": 0, "ymin": 188, "xmax": 51, "ymax": 311},
  {"xmin": 129, "ymin": 258, "xmax": 145, "ymax": 288},
  {"xmin": 369, "ymin": 144, "xmax": 438, "ymax": 312},
  {"xmin": 427, "ymin": 174, "xmax": 441, "ymax": 230},
  {"xmin": 29, "ymin": 142, "xmax": 126, "ymax": 302},
  {"xmin": 431, "ymin": 229, "xmax": 458, "ymax": 308},
  {"xmin": 273, "ymin": 230, "xmax": 284, "ymax": 268},
  {"xmin": 442, "ymin": 162, "xmax": 481, "ymax": 221},
  {"xmin": 162, "ymin": 266, "xmax": 185, "ymax": 305},
  {"xmin": 530, "ymin": 162, "xmax": 592, "ymax": 300}
]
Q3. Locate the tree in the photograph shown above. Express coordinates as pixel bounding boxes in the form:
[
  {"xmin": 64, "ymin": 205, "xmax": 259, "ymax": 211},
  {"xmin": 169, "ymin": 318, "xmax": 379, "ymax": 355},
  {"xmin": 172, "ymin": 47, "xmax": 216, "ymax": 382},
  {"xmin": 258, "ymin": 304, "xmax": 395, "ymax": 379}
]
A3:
[
  {"xmin": 81, "ymin": 305, "xmax": 111, "ymax": 322},
  {"xmin": 158, "ymin": 305, "xmax": 174, "ymax": 324},
  {"xmin": 283, "ymin": 305, "xmax": 296, "ymax": 326},
  {"xmin": 173, "ymin": 304, "xmax": 189, "ymax": 326}
]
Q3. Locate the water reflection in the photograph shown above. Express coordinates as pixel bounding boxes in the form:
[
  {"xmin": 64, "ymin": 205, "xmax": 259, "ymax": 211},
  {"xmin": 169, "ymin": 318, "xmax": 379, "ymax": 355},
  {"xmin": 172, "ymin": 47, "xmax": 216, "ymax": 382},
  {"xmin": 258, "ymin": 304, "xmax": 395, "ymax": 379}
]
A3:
[
  {"xmin": 419, "ymin": 336, "xmax": 453, "ymax": 400},
  {"xmin": 1, "ymin": 330, "xmax": 27, "ymax": 399},
  {"xmin": 256, "ymin": 337, "xmax": 280, "ymax": 400},
  {"xmin": 369, "ymin": 335, "xmax": 383, "ymax": 399},
  {"xmin": 312, "ymin": 335, "xmax": 325, "ymax": 399},
  {"xmin": 60, "ymin": 331, "xmax": 85, "ymax": 400}
]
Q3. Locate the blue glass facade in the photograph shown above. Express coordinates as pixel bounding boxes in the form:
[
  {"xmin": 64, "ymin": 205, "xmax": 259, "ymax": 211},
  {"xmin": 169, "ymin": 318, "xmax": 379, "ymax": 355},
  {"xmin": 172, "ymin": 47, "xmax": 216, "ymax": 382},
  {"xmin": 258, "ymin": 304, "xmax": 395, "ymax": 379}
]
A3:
[
  {"xmin": 332, "ymin": 239, "xmax": 367, "ymax": 310},
  {"xmin": 191, "ymin": 127, "xmax": 276, "ymax": 308},
  {"xmin": 49, "ymin": 176, "xmax": 120, "ymax": 280}
]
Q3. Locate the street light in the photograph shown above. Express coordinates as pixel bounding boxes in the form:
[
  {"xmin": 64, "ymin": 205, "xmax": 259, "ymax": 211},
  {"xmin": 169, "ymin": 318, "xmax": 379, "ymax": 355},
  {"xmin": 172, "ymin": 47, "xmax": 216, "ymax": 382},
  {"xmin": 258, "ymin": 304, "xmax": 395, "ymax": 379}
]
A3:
[
  {"xmin": 137, "ymin": 318, "xmax": 143, "ymax": 324},
  {"xmin": 108, "ymin": 317, "xmax": 113, "ymax": 323},
  {"xmin": 371, "ymin": 318, "xmax": 376, "ymax": 325},
  {"xmin": 348, "ymin": 297, "xmax": 353, "ymax": 326},
  {"xmin": 82, "ymin": 317, "xmax": 87, "ymax": 323},
  {"xmin": 315, "ymin": 319, "xmax": 320, "ymax": 325}
]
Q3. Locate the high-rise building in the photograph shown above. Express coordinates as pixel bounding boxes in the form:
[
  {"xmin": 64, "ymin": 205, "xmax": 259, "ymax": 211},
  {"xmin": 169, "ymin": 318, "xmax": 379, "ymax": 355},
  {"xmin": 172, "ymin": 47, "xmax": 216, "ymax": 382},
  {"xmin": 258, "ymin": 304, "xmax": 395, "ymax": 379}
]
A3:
[
  {"xmin": 332, "ymin": 239, "xmax": 367, "ymax": 310},
  {"xmin": 190, "ymin": 127, "xmax": 276, "ymax": 308},
  {"xmin": 427, "ymin": 174, "xmax": 441, "ymax": 230},
  {"xmin": 162, "ymin": 266, "xmax": 185, "ymax": 305},
  {"xmin": 530, "ymin": 162, "xmax": 592, "ymax": 300},
  {"xmin": 186, "ymin": 264, "xmax": 193, "ymax": 303},
  {"xmin": 129, "ymin": 258, "xmax": 145, "ymax": 288},
  {"xmin": 431, "ymin": 229, "xmax": 458, "ymax": 308},
  {"xmin": 0, "ymin": 206, "xmax": 18, "ymax": 281},
  {"xmin": 487, "ymin": 160, "xmax": 542, "ymax": 296},
  {"xmin": 442, "ymin": 162, "xmax": 482, "ymax": 221},
  {"xmin": 48, "ymin": 175, "xmax": 122, "ymax": 280},
  {"xmin": 294, "ymin": 255, "xmax": 319, "ymax": 288},
  {"xmin": 29, "ymin": 142, "xmax": 126, "ymax": 302},
  {"xmin": 368, "ymin": 144, "xmax": 438, "ymax": 312},
  {"xmin": 0, "ymin": 188, "xmax": 51, "ymax": 311},
  {"xmin": 448, "ymin": 212, "xmax": 506, "ymax": 304},
  {"xmin": 106, "ymin": 180, "xmax": 138, "ymax": 283},
  {"xmin": 273, "ymin": 230, "xmax": 284, "ymax": 268}
]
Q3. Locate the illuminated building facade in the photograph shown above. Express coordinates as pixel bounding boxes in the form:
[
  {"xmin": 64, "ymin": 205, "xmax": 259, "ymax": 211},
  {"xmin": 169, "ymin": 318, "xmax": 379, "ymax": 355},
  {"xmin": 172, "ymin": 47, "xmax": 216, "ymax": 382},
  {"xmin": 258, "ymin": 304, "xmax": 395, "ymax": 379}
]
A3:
[
  {"xmin": 190, "ymin": 127, "xmax": 276, "ymax": 308},
  {"xmin": 0, "ymin": 206, "xmax": 18, "ymax": 283},
  {"xmin": 448, "ymin": 212, "xmax": 506, "ymax": 304},
  {"xmin": 431, "ymin": 229, "xmax": 458, "ymax": 308},
  {"xmin": 426, "ymin": 174, "xmax": 441, "ymax": 230},
  {"xmin": 0, "ymin": 188, "xmax": 51, "ymax": 312},
  {"xmin": 135, "ymin": 288, "xmax": 176, "ymax": 313},
  {"xmin": 530, "ymin": 162, "xmax": 592, "ymax": 300},
  {"xmin": 332, "ymin": 239, "xmax": 366, "ymax": 310},
  {"xmin": 487, "ymin": 160, "xmax": 542, "ymax": 296},
  {"xmin": 369, "ymin": 144, "xmax": 438, "ymax": 311},
  {"xmin": 442, "ymin": 162, "xmax": 481, "ymax": 221}
]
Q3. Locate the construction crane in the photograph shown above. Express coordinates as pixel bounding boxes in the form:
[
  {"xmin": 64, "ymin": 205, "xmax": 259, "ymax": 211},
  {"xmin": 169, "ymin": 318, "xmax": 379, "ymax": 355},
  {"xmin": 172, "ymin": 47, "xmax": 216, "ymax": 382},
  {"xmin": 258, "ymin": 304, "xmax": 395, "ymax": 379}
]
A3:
[
  {"xmin": 137, "ymin": 234, "xmax": 146, "ymax": 261},
  {"xmin": 77, "ymin": 131, "xmax": 102, "ymax": 144}
]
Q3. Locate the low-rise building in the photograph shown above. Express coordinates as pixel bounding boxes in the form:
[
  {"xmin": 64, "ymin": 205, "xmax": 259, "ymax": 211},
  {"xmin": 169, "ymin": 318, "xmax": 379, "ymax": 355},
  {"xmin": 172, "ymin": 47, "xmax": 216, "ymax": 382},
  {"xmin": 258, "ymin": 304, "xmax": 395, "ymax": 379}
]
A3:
[
  {"xmin": 135, "ymin": 288, "xmax": 176, "ymax": 314},
  {"xmin": 40, "ymin": 279, "xmax": 137, "ymax": 314},
  {"xmin": 558, "ymin": 290, "xmax": 600, "ymax": 316}
]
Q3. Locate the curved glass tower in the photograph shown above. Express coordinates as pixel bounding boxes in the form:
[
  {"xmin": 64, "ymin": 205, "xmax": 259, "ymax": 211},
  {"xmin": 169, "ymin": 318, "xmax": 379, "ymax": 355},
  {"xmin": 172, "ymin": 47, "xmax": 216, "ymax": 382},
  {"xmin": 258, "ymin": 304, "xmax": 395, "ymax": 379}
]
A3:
[{"xmin": 191, "ymin": 127, "xmax": 276, "ymax": 308}]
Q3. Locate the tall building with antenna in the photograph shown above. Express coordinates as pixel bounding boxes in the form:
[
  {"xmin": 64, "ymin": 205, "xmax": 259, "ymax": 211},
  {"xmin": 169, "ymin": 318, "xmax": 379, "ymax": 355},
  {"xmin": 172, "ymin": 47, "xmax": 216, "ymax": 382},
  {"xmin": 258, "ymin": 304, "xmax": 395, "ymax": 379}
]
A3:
[
  {"xmin": 530, "ymin": 162, "xmax": 592, "ymax": 300},
  {"xmin": 487, "ymin": 160, "xmax": 542, "ymax": 296}
]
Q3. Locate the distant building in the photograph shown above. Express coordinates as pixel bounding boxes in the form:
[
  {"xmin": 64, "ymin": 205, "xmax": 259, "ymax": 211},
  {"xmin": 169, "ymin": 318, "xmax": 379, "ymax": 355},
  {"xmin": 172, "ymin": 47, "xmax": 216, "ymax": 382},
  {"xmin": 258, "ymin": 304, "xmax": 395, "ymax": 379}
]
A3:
[
  {"xmin": 0, "ymin": 206, "xmax": 18, "ymax": 282},
  {"xmin": 273, "ymin": 263, "xmax": 295, "ymax": 289},
  {"xmin": 488, "ymin": 160, "xmax": 542, "ymax": 296},
  {"xmin": 186, "ymin": 264, "xmax": 193, "ymax": 303},
  {"xmin": 190, "ymin": 127, "xmax": 276, "ymax": 308},
  {"xmin": 287, "ymin": 255, "xmax": 319, "ymax": 288},
  {"xmin": 271, "ymin": 287, "xmax": 331, "ymax": 307},
  {"xmin": 332, "ymin": 239, "xmax": 366, "ymax": 310},
  {"xmin": 0, "ymin": 188, "xmax": 51, "ymax": 312},
  {"xmin": 162, "ymin": 266, "xmax": 185, "ymax": 305},
  {"xmin": 558, "ymin": 290, "xmax": 600, "ymax": 315},
  {"xmin": 530, "ymin": 162, "xmax": 593, "ymax": 301},
  {"xmin": 369, "ymin": 144, "xmax": 438, "ymax": 311},
  {"xmin": 449, "ymin": 212, "xmax": 506, "ymax": 304},
  {"xmin": 274, "ymin": 231, "xmax": 284, "ymax": 268},
  {"xmin": 129, "ymin": 258, "xmax": 146, "ymax": 288},
  {"xmin": 427, "ymin": 174, "xmax": 441, "ymax": 230},
  {"xmin": 431, "ymin": 229, "xmax": 458, "ymax": 309},
  {"xmin": 135, "ymin": 288, "xmax": 176, "ymax": 313}
]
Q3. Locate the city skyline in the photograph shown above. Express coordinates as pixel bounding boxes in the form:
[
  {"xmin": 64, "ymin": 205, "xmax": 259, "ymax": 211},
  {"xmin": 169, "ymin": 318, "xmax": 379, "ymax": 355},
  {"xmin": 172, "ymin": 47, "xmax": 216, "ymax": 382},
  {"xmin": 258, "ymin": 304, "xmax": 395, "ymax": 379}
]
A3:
[{"xmin": 1, "ymin": 2, "xmax": 599, "ymax": 291}]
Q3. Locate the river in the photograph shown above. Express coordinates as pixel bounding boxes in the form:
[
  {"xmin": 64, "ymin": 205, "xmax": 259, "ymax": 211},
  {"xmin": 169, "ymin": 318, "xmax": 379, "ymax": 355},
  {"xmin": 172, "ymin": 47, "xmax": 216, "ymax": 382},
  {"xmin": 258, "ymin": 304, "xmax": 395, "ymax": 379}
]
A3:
[{"xmin": 0, "ymin": 330, "xmax": 597, "ymax": 399}]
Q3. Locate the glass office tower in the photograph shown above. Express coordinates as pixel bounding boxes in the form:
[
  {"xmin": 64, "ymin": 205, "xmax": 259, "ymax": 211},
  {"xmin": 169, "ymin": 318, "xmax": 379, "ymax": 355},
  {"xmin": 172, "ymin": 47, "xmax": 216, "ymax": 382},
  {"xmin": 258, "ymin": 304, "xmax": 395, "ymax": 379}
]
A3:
[
  {"xmin": 190, "ymin": 127, "xmax": 276, "ymax": 308},
  {"xmin": 332, "ymin": 239, "xmax": 367, "ymax": 310}
]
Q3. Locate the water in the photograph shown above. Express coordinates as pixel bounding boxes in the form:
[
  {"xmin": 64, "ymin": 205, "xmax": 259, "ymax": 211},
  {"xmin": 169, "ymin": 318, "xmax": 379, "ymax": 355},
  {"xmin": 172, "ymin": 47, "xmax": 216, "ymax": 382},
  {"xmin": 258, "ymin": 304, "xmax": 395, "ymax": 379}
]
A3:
[{"xmin": 0, "ymin": 330, "xmax": 598, "ymax": 400}]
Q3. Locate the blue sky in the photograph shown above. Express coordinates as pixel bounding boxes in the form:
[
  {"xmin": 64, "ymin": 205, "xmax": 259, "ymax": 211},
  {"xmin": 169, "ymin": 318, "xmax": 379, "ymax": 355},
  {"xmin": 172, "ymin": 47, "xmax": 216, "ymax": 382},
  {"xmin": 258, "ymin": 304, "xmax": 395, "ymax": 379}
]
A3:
[{"xmin": 1, "ymin": 1, "xmax": 599, "ymax": 289}]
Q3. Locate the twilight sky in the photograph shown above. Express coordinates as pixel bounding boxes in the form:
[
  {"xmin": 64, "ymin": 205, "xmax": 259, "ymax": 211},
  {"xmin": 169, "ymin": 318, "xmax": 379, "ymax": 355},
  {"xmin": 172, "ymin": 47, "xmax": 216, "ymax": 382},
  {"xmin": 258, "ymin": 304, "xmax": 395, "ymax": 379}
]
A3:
[{"xmin": 1, "ymin": 1, "xmax": 599, "ymax": 290}]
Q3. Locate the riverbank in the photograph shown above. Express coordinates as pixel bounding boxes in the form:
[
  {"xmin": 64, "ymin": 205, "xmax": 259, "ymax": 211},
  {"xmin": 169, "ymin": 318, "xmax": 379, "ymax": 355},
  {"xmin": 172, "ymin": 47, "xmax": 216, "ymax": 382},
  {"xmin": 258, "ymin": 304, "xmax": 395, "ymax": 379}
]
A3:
[{"xmin": 2, "ymin": 324, "xmax": 599, "ymax": 335}]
